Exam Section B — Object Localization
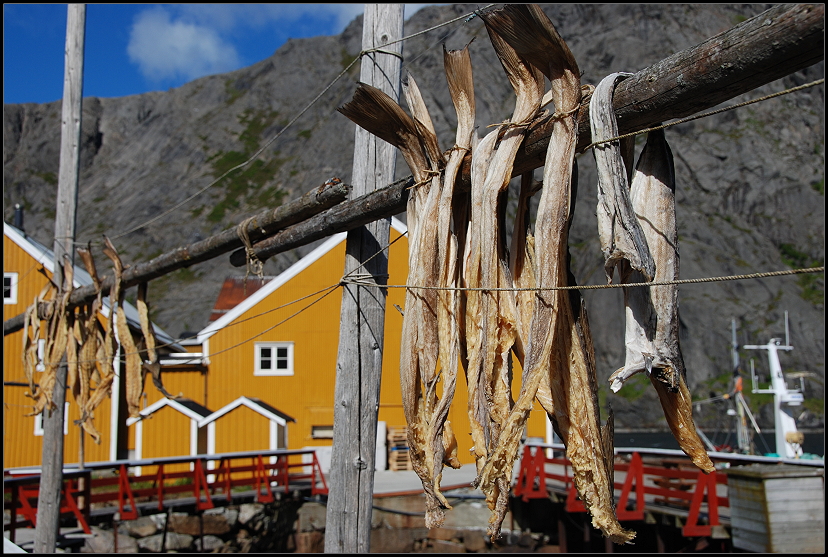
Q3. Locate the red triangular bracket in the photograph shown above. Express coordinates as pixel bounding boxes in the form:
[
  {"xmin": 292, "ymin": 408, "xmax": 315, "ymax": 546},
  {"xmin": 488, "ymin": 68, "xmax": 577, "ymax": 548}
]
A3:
[
  {"xmin": 616, "ymin": 452, "xmax": 645, "ymax": 521},
  {"xmin": 683, "ymin": 470, "xmax": 720, "ymax": 537}
]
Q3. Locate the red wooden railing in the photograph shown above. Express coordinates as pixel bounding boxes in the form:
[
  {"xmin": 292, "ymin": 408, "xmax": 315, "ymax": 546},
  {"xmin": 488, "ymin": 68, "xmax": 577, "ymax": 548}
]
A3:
[
  {"xmin": 3, "ymin": 470, "xmax": 92, "ymax": 543},
  {"xmin": 514, "ymin": 444, "xmax": 732, "ymax": 537},
  {"xmin": 3, "ymin": 448, "xmax": 328, "ymax": 542}
]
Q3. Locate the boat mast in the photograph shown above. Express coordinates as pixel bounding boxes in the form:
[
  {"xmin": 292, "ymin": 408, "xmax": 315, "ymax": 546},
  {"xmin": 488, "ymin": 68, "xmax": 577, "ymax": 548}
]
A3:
[
  {"xmin": 731, "ymin": 319, "xmax": 752, "ymax": 454},
  {"xmin": 745, "ymin": 311, "xmax": 805, "ymax": 458}
]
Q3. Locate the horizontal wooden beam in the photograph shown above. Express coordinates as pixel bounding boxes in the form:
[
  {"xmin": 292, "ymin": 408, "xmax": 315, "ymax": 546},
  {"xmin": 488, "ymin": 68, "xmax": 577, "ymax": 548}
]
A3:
[
  {"xmin": 229, "ymin": 177, "xmax": 411, "ymax": 267},
  {"xmin": 503, "ymin": 2, "xmax": 825, "ymax": 179},
  {"xmin": 4, "ymin": 179, "xmax": 350, "ymax": 336},
  {"xmin": 234, "ymin": 3, "xmax": 823, "ymax": 266}
]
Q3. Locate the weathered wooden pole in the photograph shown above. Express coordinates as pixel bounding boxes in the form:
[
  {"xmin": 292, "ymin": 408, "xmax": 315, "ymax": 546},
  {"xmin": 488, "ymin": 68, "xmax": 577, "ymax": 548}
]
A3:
[
  {"xmin": 324, "ymin": 5, "xmax": 404, "ymax": 553},
  {"xmin": 34, "ymin": 4, "xmax": 85, "ymax": 553}
]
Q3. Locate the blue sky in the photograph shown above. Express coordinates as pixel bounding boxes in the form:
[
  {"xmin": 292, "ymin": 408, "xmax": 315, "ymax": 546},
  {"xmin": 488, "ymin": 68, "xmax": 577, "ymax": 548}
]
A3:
[{"xmin": 3, "ymin": 4, "xmax": 432, "ymax": 105}]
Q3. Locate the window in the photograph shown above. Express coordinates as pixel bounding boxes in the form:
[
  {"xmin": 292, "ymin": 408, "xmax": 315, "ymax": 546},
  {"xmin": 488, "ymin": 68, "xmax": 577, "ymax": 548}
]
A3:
[
  {"xmin": 312, "ymin": 425, "xmax": 334, "ymax": 439},
  {"xmin": 254, "ymin": 342, "xmax": 294, "ymax": 376},
  {"xmin": 37, "ymin": 339, "xmax": 46, "ymax": 372},
  {"xmin": 34, "ymin": 403, "xmax": 70, "ymax": 436},
  {"xmin": 4, "ymin": 273, "xmax": 17, "ymax": 304}
]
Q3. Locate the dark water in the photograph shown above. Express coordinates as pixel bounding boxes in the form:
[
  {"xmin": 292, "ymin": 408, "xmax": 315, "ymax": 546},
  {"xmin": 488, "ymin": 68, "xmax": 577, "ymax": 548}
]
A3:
[{"xmin": 614, "ymin": 430, "xmax": 824, "ymax": 457}]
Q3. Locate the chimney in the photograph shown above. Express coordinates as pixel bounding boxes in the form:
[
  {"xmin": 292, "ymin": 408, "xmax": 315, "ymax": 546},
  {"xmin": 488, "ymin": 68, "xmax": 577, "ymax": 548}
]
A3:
[{"xmin": 13, "ymin": 203, "xmax": 24, "ymax": 232}]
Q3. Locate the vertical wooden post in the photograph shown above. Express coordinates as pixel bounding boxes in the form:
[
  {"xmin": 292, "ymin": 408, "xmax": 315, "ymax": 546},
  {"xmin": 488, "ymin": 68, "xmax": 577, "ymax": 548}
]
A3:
[
  {"xmin": 34, "ymin": 4, "xmax": 85, "ymax": 553},
  {"xmin": 324, "ymin": 4, "xmax": 404, "ymax": 553}
]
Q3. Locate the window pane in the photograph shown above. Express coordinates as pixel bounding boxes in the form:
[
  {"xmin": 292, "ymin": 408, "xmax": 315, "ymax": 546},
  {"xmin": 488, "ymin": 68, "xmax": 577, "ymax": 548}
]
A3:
[
  {"xmin": 261, "ymin": 359, "xmax": 272, "ymax": 370},
  {"xmin": 276, "ymin": 359, "xmax": 288, "ymax": 369},
  {"xmin": 277, "ymin": 347, "xmax": 288, "ymax": 358},
  {"xmin": 260, "ymin": 347, "xmax": 272, "ymax": 358}
]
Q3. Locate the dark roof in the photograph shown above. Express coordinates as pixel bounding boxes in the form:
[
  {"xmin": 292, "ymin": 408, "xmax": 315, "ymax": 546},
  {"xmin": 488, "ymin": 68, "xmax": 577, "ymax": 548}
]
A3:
[
  {"xmin": 246, "ymin": 397, "xmax": 296, "ymax": 423},
  {"xmin": 173, "ymin": 398, "xmax": 212, "ymax": 417}
]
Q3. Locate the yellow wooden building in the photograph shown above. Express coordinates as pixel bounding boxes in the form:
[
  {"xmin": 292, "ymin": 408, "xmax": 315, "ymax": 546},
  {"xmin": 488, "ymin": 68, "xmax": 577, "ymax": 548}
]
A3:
[
  {"xmin": 132, "ymin": 217, "xmax": 550, "ymax": 470},
  {"xmin": 5, "ymin": 217, "xmax": 550, "ymax": 472},
  {"xmin": 3, "ymin": 222, "xmax": 187, "ymax": 470}
]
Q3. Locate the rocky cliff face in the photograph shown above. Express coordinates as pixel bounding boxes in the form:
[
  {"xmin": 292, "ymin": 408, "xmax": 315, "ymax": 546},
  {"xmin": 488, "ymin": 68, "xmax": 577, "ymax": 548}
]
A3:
[{"xmin": 4, "ymin": 4, "xmax": 823, "ymax": 429}]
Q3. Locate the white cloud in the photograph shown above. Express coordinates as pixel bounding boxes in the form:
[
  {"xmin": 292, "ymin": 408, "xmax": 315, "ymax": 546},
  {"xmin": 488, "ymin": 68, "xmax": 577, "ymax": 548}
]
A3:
[
  {"xmin": 127, "ymin": 7, "xmax": 241, "ymax": 83},
  {"xmin": 126, "ymin": 4, "xmax": 442, "ymax": 85}
]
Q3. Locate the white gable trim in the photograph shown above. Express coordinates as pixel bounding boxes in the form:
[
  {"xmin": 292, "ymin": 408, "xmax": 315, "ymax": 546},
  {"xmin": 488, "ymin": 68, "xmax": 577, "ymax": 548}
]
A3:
[
  {"xmin": 196, "ymin": 216, "xmax": 407, "ymax": 342},
  {"xmin": 126, "ymin": 397, "xmax": 208, "ymax": 426},
  {"xmin": 198, "ymin": 396, "xmax": 290, "ymax": 427},
  {"xmin": 4, "ymin": 223, "xmax": 82, "ymax": 289}
]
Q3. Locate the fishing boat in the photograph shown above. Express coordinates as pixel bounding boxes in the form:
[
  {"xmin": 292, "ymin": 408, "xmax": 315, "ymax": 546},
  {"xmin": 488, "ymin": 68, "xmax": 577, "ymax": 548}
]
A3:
[{"xmin": 696, "ymin": 312, "xmax": 823, "ymax": 461}]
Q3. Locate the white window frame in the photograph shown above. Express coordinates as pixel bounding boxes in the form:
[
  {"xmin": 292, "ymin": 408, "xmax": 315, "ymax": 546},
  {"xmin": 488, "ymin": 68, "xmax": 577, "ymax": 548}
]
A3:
[
  {"xmin": 4, "ymin": 272, "xmax": 18, "ymax": 304},
  {"xmin": 34, "ymin": 402, "xmax": 70, "ymax": 436},
  {"xmin": 254, "ymin": 342, "xmax": 294, "ymax": 376},
  {"xmin": 311, "ymin": 425, "xmax": 334, "ymax": 439},
  {"xmin": 37, "ymin": 338, "xmax": 46, "ymax": 372}
]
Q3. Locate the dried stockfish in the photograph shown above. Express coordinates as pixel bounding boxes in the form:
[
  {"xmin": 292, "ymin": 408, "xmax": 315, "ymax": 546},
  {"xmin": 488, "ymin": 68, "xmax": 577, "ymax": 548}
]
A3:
[
  {"xmin": 401, "ymin": 73, "xmax": 457, "ymax": 527},
  {"xmin": 103, "ymin": 237, "xmax": 144, "ymax": 419},
  {"xmin": 463, "ymin": 128, "xmax": 500, "ymax": 477},
  {"xmin": 27, "ymin": 257, "xmax": 75, "ymax": 416},
  {"xmin": 609, "ymin": 130, "xmax": 714, "ymax": 473},
  {"xmin": 478, "ymin": 4, "xmax": 634, "ymax": 544},
  {"xmin": 23, "ymin": 282, "xmax": 53, "ymax": 400},
  {"xmin": 77, "ymin": 244, "xmax": 115, "ymax": 436},
  {"xmin": 74, "ymin": 301, "xmax": 103, "ymax": 442},
  {"xmin": 509, "ymin": 172, "xmax": 539, "ymax": 362},
  {"xmin": 467, "ymin": 17, "xmax": 546, "ymax": 533},
  {"xmin": 138, "ymin": 282, "xmax": 175, "ymax": 399},
  {"xmin": 339, "ymin": 80, "xmax": 452, "ymax": 526},
  {"xmin": 415, "ymin": 44, "xmax": 477, "ymax": 528},
  {"xmin": 590, "ymin": 72, "xmax": 655, "ymax": 283}
]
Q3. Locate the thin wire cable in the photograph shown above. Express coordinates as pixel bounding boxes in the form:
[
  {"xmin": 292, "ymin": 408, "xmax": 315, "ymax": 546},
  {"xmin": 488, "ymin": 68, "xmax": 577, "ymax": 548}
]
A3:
[{"xmin": 584, "ymin": 78, "xmax": 825, "ymax": 150}]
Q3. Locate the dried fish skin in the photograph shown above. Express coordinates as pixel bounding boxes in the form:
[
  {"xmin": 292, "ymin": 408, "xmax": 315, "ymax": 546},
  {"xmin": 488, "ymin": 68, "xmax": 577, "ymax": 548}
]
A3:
[
  {"xmin": 610, "ymin": 129, "xmax": 714, "ymax": 473},
  {"xmin": 590, "ymin": 72, "xmax": 655, "ymax": 284},
  {"xmin": 423, "ymin": 44, "xmax": 477, "ymax": 513},
  {"xmin": 550, "ymin": 285, "xmax": 635, "ymax": 545},
  {"xmin": 474, "ymin": 4, "xmax": 618, "ymax": 541},
  {"xmin": 509, "ymin": 172, "xmax": 538, "ymax": 361},
  {"xmin": 463, "ymin": 129, "xmax": 500, "ymax": 474}
]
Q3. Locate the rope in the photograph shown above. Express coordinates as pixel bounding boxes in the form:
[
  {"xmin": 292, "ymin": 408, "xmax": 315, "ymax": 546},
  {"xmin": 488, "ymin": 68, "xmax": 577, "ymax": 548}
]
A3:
[
  {"xmin": 237, "ymin": 215, "xmax": 265, "ymax": 286},
  {"xmin": 27, "ymin": 260, "xmax": 824, "ymax": 370},
  {"xmin": 584, "ymin": 78, "xmax": 825, "ymax": 150},
  {"xmin": 345, "ymin": 266, "xmax": 824, "ymax": 292}
]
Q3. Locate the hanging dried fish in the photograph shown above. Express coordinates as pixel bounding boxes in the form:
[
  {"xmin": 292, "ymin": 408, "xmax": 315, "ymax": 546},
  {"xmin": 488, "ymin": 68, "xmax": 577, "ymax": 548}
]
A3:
[
  {"xmin": 590, "ymin": 73, "xmax": 655, "ymax": 283},
  {"xmin": 77, "ymin": 243, "xmax": 115, "ymax": 437},
  {"xmin": 510, "ymin": 172, "xmax": 539, "ymax": 361},
  {"xmin": 102, "ymin": 236, "xmax": 144, "ymax": 419},
  {"xmin": 27, "ymin": 256, "xmax": 75, "ymax": 416},
  {"xmin": 138, "ymin": 281, "xmax": 175, "ymax": 399},
  {"xmin": 22, "ymin": 282, "xmax": 53, "ymax": 400},
  {"xmin": 415, "ymin": 44, "xmax": 477, "ymax": 528},
  {"xmin": 338, "ymin": 80, "xmax": 456, "ymax": 526},
  {"xmin": 477, "ymin": 4, "xmax": 634, "ymax": 544},
  {"xmin": 465, "ymin": 18, "xmax": 546, "ymax": 532},
  {"xmin": 463, "ymin": 128, "xmax": 500, "ymax": 477},
  {"xmin": 608, "ymin": 130, "xmax": 714, "ymax": 473}
]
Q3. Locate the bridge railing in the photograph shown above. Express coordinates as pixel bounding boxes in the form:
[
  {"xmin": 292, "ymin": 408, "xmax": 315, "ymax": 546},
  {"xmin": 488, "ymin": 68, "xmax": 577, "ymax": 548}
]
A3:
[
  {"xmin": 3, "ymin": 448, "xmax": 328, "ymax": 542},
  {"xmin": 514, "ymin": 443, "xmax": 730, "ymax": 537}
]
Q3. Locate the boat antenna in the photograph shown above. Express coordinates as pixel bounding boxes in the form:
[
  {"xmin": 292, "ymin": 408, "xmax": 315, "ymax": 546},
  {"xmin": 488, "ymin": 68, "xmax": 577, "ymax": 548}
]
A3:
[
  {"xmin": 731, "ymin": 318, "xmax": 740, "ymax": 376},
  {"xmin": 784, "ymin": 310, "xmax": 790, "ymax": 347}
]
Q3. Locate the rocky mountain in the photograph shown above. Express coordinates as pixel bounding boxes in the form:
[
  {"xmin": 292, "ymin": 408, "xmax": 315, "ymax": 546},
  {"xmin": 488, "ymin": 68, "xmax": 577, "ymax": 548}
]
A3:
[{"xmin": 4, "ymin": 4, "xmax": 824, "ymax": 430}]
